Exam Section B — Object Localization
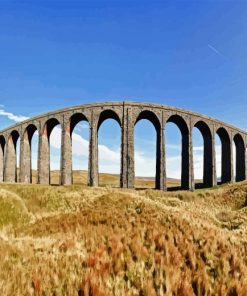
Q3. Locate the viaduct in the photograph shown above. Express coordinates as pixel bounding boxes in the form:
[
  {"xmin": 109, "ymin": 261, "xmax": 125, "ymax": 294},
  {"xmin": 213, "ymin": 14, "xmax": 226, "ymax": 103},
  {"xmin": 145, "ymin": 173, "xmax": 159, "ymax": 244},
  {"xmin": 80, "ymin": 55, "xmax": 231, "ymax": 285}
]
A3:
[{"xmin": 0, "ymin": 101, "xmax": 246, "ymax": 191}]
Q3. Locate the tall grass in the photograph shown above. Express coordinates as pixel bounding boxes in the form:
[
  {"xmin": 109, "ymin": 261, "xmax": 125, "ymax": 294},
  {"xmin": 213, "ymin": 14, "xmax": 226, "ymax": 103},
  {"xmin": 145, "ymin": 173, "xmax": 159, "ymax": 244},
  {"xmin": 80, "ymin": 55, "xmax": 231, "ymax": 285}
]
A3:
[{"xmin": 0, "ymin": 178, "xmax": 246, "ymax": 295}]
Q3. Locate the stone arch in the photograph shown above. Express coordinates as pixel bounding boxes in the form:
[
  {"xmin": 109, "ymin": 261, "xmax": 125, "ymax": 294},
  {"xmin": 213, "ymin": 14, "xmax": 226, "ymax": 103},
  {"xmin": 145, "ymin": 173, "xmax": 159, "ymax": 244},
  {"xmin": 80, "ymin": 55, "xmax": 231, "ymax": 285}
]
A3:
[
  {"xmin": 0, "ymin": 135, "xmax": 6, "ymax": 182},
  {"xmin": 97, "ymin": 109, "xmax": 121, "ymax": 130},
  {"xmin": 97, "ymin": 109, "xmax": 122, "ymax": 186},
  {"xmin": 20, "ymin": 124, "xmax": 39, "ymax": 183},
  {"xmin": 166, "ymin": 115, "xmax": 189, "ymax": 189},
  {"xmin": 24, "ymin": 124, "xmax": 39, "ymax": 143},
  {"xmin": 135, "ymin": 110, "xmax": 161, "ymax": 131},
  {"xmin": 193, "ymin": 120, "xmax": 213, "ymax": 187},
  {"xmin": 69, "ymin": 113, "xmax": 90, "ymax": 184},
  {"xmin": 70, "ymin": 113, "xmax": 90, "ymax": 136},
  {"xmin": 233, "ymin": 133, "xmax": 245, "ymax": 182},
  {"xmin": 134, "ymin": 110, "xmax": 162, "ymax": 189},
  {"xmin": 42, "ymin": 118, "xmax": 61, "ymax": 140},
  {"xmin": 216, "ymin": 127, "xmax": 231, "ymax": 183},
  {"xmin": 5, "ymin": 130, "xmax": 20, "ymax": 182},
  {"xmin": 38, "ymin": 117, "xmax": 61, "ymax": 185},
  {"xmin": 0, "ymin": 101, "xmax": 247, "ymax": 189}
]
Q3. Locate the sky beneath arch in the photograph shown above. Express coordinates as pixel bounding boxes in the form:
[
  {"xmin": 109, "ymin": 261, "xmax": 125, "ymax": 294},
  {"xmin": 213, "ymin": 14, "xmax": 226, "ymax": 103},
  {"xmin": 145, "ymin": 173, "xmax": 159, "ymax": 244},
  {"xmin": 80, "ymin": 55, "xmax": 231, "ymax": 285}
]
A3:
[{"xmin": 0, "ymin": 0, "xmax": 245, "ymax": 179}]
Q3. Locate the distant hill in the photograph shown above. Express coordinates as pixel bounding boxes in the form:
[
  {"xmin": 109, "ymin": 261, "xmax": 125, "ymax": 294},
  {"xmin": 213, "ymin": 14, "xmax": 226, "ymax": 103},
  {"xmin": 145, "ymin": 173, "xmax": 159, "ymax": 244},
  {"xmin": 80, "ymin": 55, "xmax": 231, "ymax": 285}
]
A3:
[{"xmin": 27, "ymin": 170, "xmax": 202, "ymax": 188}]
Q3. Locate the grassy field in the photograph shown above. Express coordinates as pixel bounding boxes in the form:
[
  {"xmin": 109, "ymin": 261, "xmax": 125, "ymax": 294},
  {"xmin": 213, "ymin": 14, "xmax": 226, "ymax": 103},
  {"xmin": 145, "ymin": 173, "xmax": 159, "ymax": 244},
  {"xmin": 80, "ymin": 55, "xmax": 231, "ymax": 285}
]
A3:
[
  {"xmin": 30, "ymin": 170, "xmax": 190, "ymax": 188},
  {"xmin": 0, "ymin": 173, "xmax": 246, "ymax": 295}
]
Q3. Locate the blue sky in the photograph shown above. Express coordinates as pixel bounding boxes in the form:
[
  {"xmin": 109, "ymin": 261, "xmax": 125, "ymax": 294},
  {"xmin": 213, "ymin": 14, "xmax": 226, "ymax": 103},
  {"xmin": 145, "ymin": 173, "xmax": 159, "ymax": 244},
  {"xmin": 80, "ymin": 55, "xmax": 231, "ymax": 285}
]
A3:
[{"xmin": 0, "ymin": 1, "xmax": 246, "ymax": 180}]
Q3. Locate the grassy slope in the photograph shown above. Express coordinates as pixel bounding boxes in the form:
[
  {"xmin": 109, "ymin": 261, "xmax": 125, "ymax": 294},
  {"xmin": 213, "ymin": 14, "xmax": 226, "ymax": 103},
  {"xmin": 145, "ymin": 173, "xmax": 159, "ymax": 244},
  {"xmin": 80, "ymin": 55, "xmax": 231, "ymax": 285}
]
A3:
[{"xmin": 0, "ymin": 176, "xmax": 246, "ymax": 295}]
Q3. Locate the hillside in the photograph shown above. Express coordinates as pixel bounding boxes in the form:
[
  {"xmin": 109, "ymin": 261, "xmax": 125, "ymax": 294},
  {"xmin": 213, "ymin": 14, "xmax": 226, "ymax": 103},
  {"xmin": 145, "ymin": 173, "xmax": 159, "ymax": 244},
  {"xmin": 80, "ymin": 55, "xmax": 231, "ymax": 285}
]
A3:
[
  {"xmin": 0, "ymin": 177, "xmax": 246, "ymax": 295},
  {"xmin": 30, "ymin": 170, "xmax": 198, "ymax": 189}
]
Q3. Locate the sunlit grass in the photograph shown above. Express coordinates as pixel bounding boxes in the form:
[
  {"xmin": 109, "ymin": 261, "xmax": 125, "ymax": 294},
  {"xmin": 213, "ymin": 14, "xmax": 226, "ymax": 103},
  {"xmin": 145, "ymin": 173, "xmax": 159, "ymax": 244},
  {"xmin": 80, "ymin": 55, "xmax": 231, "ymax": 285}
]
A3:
[{"xmin": 0, "ymin": 173, "xmax": 246, "ymax": 295}]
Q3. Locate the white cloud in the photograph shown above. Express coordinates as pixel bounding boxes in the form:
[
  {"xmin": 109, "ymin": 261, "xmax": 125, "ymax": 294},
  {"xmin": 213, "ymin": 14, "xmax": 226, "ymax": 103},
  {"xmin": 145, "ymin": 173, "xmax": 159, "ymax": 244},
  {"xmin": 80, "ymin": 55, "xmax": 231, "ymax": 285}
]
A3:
[
  {"xmin": 76, "ymin": 122, "xmax": 90, "ymax": 131},
  {"xmin": 0, "ymin": 109, "xmax": 29, "ymax": 122},
  {"xmin": 193, "ymin": 146, "xmax": 204, "ymax": 152},
  {"xmin": 49, "ymin": 126, "xmax": 62, "ymax": 149},
  {"xmin": 72, "ymin": 133, "xmax": 89, "ymax": 157}
]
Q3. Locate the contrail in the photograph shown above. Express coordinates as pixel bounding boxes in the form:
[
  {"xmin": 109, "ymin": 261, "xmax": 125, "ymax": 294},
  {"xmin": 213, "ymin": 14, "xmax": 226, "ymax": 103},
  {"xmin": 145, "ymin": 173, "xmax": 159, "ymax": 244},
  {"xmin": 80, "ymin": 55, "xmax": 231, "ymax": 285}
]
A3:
[{"xmin": 208, "ymin": 44, "xmax": 224, "ymax": 58}]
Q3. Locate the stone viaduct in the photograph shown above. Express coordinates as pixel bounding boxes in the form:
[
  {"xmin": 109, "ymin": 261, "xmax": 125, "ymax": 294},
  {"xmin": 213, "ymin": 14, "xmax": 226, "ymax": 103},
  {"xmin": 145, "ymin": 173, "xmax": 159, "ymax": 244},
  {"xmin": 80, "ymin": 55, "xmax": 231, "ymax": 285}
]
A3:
[{"xmin": 0, "ymin": 101, "xmax": 246, "ymax": 190}]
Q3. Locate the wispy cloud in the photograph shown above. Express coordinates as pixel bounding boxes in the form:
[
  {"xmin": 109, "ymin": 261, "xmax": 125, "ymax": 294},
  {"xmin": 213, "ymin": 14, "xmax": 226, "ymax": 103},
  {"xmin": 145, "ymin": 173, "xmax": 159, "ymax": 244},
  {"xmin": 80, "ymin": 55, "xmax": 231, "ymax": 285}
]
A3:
[
  {"xmin": 208, "ymin": 44, "xmax": 224, "ymax": 58},
  {"xmin": 0, "ymin": 109, "xmax": 29, "ymax": 122},
  {"xmin": 75, "ymin": 122, "xmax": 90, "ymax": 131}
]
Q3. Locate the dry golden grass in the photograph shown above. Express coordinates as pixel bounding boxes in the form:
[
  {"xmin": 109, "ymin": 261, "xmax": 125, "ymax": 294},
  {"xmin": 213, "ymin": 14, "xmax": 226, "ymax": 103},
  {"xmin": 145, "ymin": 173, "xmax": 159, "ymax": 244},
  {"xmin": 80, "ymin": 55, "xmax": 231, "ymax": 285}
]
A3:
[
  {"xmin": 31, "ymin": 170, "xmax": 183, "ymax": 188},
  {"xmin": 0, "ymin": 173, "xmax": 246, "ymax": 295}
]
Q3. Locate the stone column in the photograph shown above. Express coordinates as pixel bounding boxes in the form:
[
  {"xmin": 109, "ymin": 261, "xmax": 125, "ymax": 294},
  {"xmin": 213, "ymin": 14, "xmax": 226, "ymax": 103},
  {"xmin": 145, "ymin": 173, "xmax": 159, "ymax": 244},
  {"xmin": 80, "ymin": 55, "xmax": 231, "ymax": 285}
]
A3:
[
  {"xmin": 235, "ymin": 137, "xmax": 245, "ymax": 182},
  {"xmin": 0, "ymin": 143, "xmax": 4, "ymax": 182},
  {"xmin": 221, "ymin": 134, "xmax": 232, "ymax": 183},
  {"xmin": 61, "ymin": 120, "xmax": 72, "ymax": 185},
  {"xmin": 203, "ymin": 132, "xmax": 214, "ymax": 187},
  {"xmin": 20, "ymin": 130, "xmax": 31, "ymax": 183},
  {"xmin": 120, "ymin": 106, "xmax": 135, "ymax": 189},
  {"xmin": 126, "ymin": 125, "xmax": 135, "ymax": 188},
  {"xmin": 163, "ymin": 127, "xmax": 167, "ymax": 190},
  {"xmin": 88, "ymin": 124, "xmax": 98, "ymax": 187},
  {"xmin": 181, "ymin": 128, "xmax": 194, "ymax": 190},
  {"xmin": 155, "ymin": 127, "xmax": 165, "ymax": 190},
  {"xmin": 245, "ymin": 137, "xmax": 247, "ymax": 181},
  {"xmin": 211, "ymin": 131, "xmax": 217, "ymax": 187},
  {"xmin": 38, "ymin": 125, "xmax": 50, "ymax": 185},
  {"xmin": 4, "ymin": 135, "xmax": 17, "ymax": 182},
  {"xmin": 189, "ymin": 128, "xmax": 195, "ymax": 190},
  {"xmin": 230, "ymin": 134, "xmax": 235, "ymax": 183},
  {"xmin": 120, "ymin": 107, "xmax": 127, "ymax": 188}
]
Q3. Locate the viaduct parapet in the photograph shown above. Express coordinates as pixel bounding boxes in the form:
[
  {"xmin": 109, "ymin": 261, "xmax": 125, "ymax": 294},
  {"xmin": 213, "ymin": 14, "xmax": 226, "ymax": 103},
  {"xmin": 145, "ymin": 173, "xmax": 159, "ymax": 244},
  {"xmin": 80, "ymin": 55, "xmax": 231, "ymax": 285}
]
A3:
[{"xmin": 0, "ymin": 101, "xmax": 246, "ymax": 190}]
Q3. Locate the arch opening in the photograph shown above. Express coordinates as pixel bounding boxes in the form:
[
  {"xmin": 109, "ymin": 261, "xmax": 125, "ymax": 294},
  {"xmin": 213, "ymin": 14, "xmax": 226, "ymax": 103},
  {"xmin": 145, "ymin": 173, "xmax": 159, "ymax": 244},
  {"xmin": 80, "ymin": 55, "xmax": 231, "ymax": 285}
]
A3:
[
  {"xmin": 215, "ymin": 134, "xmax": 222, "ymax": 183},
  {"xmin": 165, "ymin": 122, "xmax": 182, "ymax": 190},
  {"xmin": 193, "ymin": 121, "xmax": 213, "ymax": 188},
  {"xmin": 22, "ymin": 124, "xmax": 39, "ymax": 183},
  {"xmin": 216, "ymin": 127, "xmax": 231, "ymax": 184},
  {"xmin": 97, "ymin": 110, "xmax": 121, "ymax": 187},
  {"xmin": 233, "ymin": 133, "xmax": 245, "ymax": 182},
  {"xmin": 48, "ymin": 119, "xmax": 61, "ymax": 185},
  {"xmin": 5, "ymin": 130, "xmax": 20, "ymax": 182},
  {"xmin": 134, "ymin": 110, "xmax": 161, "ymax": 189},
  {"xmin": 39, "ymin": 118, "xmax": 61, "ymax": 185},
  {"xmin": 166, "ymin": 115, "xmax": 189, "ymax": 190},
  {"xmin": 70, "ymin": 113, "xmax": 90, "ymax": 185},
  {"xmin": 97, "ymin": 110, "xmax": 121, "ymax": 131}
]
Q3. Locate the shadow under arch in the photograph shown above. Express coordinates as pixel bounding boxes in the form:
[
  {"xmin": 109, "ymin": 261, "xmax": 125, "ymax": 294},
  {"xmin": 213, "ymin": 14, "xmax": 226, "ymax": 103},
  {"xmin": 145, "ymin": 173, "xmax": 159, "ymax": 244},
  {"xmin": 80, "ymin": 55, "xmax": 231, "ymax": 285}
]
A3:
[
  {"xmin": 70, "ymin": 113, "xmax": 90, "ymax": 136},
  {"xmin": 25, "ymin": 124, "xmax": 38, "ymax": 144},
  {"xmin": 97, "ymin": 109, "xmax": 121, "ymax": 130},
  {"xmin": 166, "ymin": 115, "xmax": 189, "ymax": 190},
  {"xmin": 69, "ymin": 113, "xmax": 90, "ymax": 184},
  {"xmin": 233, "ymin": 133, "xmax": 245, "ymax": 182},
  {"xmin": 135, "ymin": 110, "xmax": 162, "ymax": 189},
  {"xmin": 21, "ymin": 124, "xmax": 39, "ymax": 183},
  {"xmin": 193, "ymin": 121, "xmax": 213, "ymax": 188},
  {"xmin": 0, "ymin": 135, "xmax": 6, "ymax": 182},
  {"xmin": 216, "ymin": 127, "xmax": 231, "ymax": 184},
  {"xmin": 43, "ymin": 118, "xmax": 61, "ymax": 140},
  {"xmin": 5, "ymin": 130, "xmax": 20, "ymax": 182},
  {"xmin": 97, "ymin": 109, "xmax": 121, "ymax": 187}
]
